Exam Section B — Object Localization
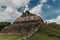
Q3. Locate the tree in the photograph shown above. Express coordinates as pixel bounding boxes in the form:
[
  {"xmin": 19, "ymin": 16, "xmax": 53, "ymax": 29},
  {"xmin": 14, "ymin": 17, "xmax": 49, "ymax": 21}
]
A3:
[{"xmin": 0, "ymin": 22, "xmax": 11, "ymax": 31}]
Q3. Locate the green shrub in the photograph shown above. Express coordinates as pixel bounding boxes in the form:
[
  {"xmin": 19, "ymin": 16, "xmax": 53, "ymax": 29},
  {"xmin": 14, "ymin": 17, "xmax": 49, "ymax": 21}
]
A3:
[{"xmin": 0, "ymin": 22, "xmax": 11, "ymax": 31}]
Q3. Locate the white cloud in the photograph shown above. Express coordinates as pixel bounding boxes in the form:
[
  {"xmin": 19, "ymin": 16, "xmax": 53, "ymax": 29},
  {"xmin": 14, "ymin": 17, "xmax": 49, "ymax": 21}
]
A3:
[
  {"xmin": 45, "ymin": 15, "xmax": 60, "ymax": 24},
  {"xmin": 41, "ymin": 0, "xmax": 47, "ymax": 3},
  {"xmin": 0, "ymin": 7, "xmax": 5, "ymax": 11},
  {"xmin": 0, "ymin": 0, "xmax": 30, "ymax": 8},
  {"xmin": 30, "ymin": 4, "xmax": 43, "ymax": 16},
  {"xmin": 24, "ymin": 5, "xmax": 29, "ymax": 12},
  {"xmin": 0, "ymin": 7, "xmax": 22, "ymax": 22},
  {"xmin": 30, "ymin": 0, "xmax": 47, "ymax": 16},
  {"xmin": 0, "ymin": 0, "xmax": 30, "ymax": 22}
]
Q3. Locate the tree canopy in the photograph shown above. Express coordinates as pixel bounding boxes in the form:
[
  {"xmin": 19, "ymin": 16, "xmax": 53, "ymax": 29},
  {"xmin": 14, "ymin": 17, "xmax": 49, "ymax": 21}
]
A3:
[{"xmin": 0, "ymin": 22, "xmax": 11, "ymax": 31}]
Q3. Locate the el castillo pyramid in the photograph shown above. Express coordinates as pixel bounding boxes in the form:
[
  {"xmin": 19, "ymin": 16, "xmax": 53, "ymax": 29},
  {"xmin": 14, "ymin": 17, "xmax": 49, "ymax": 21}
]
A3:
[{"xmin": 0, "ymin": 10, "xmax": 44, "ymax": 38}]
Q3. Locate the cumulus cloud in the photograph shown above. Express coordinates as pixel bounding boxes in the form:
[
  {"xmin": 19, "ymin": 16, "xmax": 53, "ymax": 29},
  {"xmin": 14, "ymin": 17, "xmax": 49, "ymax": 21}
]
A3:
[
  {"xmin": 45, "ymin": 15, "xmax": 60, "ymax": 24},
  {"xmin": 30, "ymin": 4, "xmax": 43, "ymax": 16},
  {"xmin": 0, "ymin": 0, "xmax": 30, "ymax": 22},
  {"xmin": 24, "ymin": 5, "xmax": 29, "ymax": 12},
  {"xmin": 0, "ymin": 7, "xmax": 5, "ymax": 11},
  {"xmin": 0, "ymin": 0, "xmax": 30, "ymax": 8},
  {"xmin": 30, "ymin": 0, "xmax": 47, "ymax": 16},
  {"xmin": 41, "ymin": 0, "xmax": 47, "ymax": 3},
  {"xmin": 0, "ymin": 7, "xmax": 22, "ymax": 22}
]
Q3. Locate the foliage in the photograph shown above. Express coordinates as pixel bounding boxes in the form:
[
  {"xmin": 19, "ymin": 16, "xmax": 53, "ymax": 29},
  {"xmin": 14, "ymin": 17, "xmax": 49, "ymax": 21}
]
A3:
[
  {"xmin": 0, "ymin": 22, "xmax": 11, "ymax": 31},
  {"xmin": 0, "ymin": 35, "xmax": 20, "ymax": 40}
]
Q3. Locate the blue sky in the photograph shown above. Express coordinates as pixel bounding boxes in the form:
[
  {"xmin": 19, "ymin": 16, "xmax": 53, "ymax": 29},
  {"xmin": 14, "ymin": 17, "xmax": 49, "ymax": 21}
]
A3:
[
  {"xmin": 31, "ymin": 0, "xmax": 60, "ymax": 20},
  {"xmin": 0, "ymin": 0, "xmax": 60, "ymax": 24},
  {"xmin": 18, "ymin": 0, "xmax": 60, "ymax": 20},
  {"xmin": 41, "ymin": 0, "xmax": 60, "ymax": 20}
]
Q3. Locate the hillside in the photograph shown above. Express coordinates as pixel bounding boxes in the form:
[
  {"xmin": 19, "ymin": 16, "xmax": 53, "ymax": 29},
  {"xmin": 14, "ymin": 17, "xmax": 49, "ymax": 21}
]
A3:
[
  {"xmin": 28, "ymin": 30, "xmax": 60, "ymax": 40},
  {"xmin": 28, "ymin": 23, "xmax": 60, "ymax": 40},
  {"xmin": 0, "ymin": 11, "xmax": 60, "ymax": 40},
  {"xmin": 0, "ymin": 23, "xmax": 60, "ymax": 40}
]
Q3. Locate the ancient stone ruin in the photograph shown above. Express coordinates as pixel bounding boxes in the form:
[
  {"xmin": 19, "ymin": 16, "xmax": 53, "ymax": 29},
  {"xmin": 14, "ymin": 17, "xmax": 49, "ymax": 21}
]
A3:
[{"xmin": 0, "ymin": 10, "xmax": 44, "ymax": 39}]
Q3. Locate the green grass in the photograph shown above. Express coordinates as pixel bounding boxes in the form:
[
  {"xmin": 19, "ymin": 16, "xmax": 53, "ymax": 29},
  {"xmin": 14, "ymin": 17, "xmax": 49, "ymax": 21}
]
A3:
[
  {"xmin": 28, "ymin": 31, "xmax": 60, "ymax": 40},
  {"xmin": 28, "ymin": 23, "xmax": 60, "ymax": 40},
  {"xmin": 0, "ymin": 32, "xmax": 60, "ymax": 40},
  {"xmin": 0, "ymin": 35, "xmax": 21, "ymax": 40},
  {"xmin": 0, "ymin": 23, "xmax": 60, "ymax": 40}
]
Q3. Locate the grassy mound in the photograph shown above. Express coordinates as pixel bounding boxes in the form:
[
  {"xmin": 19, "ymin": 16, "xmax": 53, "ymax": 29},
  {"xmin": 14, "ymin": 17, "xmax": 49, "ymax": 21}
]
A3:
[
  {"xmin": 0, "ymin": 35, "xmax": 20, "ymax": 40},
  {"xmin": 28, "ymin": 23, "xmax": 60, "ymax": 40},
  {"xmin": 28, "ymin": 31, "xmax": 60, "ymax": 40},
  {"xmin": 0, "ymin": 23, "xmax": 60, "ymax": 40}
]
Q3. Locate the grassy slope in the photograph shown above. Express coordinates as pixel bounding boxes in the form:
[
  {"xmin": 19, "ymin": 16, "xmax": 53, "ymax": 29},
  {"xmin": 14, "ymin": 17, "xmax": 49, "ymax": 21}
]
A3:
[
  {"xmin": 0, "ymin": 32, "xmax": 59, "ymax": 40},
  {"xmin": 0, "ymin": 23, "xmax": 60, "ymax": 40},
  {"xmin": 28, "ymin": 23, "xmax": 60, "ymax": 40},
  {"xmin": 28, "ymin": 30, "xmax": 60, "ymax": 40},
  {"xmin": 0, "ymin": 35, "xmax": 20, "ymax": 40}
]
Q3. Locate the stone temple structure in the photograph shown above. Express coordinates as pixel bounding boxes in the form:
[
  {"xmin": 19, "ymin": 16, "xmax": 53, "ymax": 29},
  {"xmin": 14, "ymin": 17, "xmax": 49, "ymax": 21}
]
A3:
[
  {"xmin": 14, "ymin": 10, "xmax": 43, "ymax": 26},
  {"xmin": 1, "ymin": 10, "xmax": 44, "ymax": 38}
]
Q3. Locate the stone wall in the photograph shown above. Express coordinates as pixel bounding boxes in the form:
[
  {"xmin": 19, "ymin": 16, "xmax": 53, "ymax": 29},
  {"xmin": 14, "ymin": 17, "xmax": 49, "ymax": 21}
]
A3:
[{"xmin": 15, "ymin": 16, "xmax": 41, "ymax": 22}]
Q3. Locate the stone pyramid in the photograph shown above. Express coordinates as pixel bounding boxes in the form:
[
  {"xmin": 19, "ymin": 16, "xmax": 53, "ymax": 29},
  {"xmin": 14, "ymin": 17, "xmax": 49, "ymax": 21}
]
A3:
[{"xmin": 1, "ymin": 10, "xmax": 44, "ymax": 38}]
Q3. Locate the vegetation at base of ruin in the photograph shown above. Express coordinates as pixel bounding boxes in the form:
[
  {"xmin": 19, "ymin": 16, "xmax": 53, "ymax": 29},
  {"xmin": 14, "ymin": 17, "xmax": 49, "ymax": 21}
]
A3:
[
  {"xmin": 41, "ymin": 22, "xmax": 60, "ymax": 37},
  {"xmin": 0, "ymin": 35, "xmax": 21, "ymax": 40},
  {"xmin": 28, "ymin": 32, "xmax": 60, "ymax": 40},
  {"xmin": 28, "ymin": 22, "xmax": 60, "ymax": 40},
  {"xmin": 0, "ymin": 22, "xmax": 60, "ymax": 40},
  {"xmin": 0, "ymin": 22, "xmax": 11, "ymax": 31}
]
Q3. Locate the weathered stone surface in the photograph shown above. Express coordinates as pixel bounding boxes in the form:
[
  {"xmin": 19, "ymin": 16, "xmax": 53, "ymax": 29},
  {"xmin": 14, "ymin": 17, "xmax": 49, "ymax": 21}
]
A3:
[{"xmin": 1, "ymin": 10, "xmax": 44, "ymax": 37}]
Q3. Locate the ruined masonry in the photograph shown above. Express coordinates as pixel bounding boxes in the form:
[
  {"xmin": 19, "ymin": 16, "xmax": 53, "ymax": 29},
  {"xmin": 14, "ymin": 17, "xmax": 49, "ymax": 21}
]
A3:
[{"xmin": 1, "ymin": 10, "xmax": 44, "ymax": 38}]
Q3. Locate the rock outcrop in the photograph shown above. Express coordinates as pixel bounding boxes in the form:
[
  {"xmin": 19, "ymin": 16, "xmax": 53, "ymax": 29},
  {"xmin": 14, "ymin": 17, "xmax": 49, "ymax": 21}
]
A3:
[{"xmin": 1, "ymin": 10, "xmax": 44, "ymax": 38}]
